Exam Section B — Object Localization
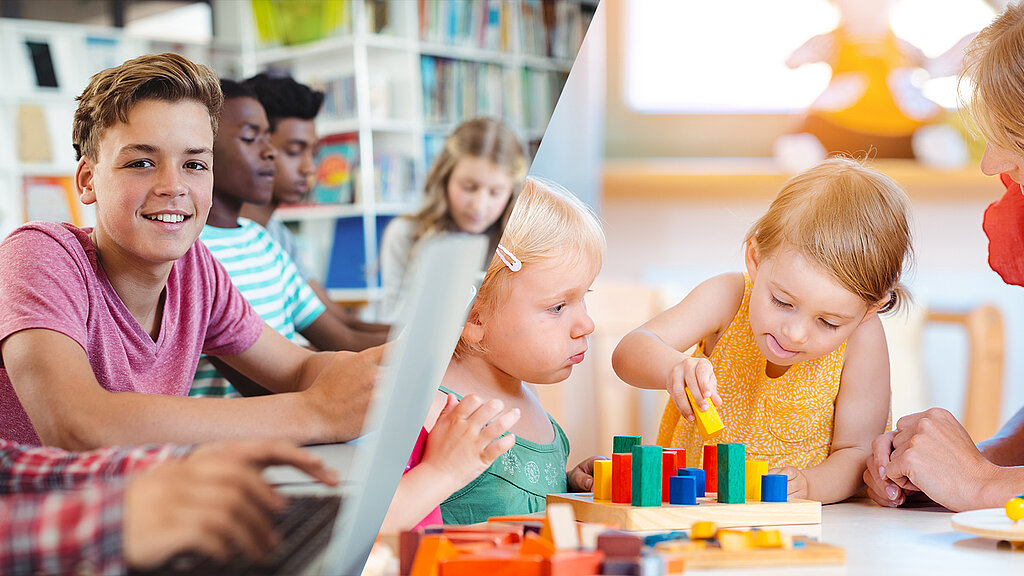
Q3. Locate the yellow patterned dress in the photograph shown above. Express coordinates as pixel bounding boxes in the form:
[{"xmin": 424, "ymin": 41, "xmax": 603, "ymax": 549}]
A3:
[{"xmin": 657, "ymin": 275, "xmax": 845, "ymax": 470}]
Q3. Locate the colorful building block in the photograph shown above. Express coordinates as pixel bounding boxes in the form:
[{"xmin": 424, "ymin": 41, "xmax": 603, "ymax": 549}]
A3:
[
  {"xmin": 611, "ymin": 453, "xmax": 633, "ymax": 503},
  {"xmin": 410, "ymin": 535, "xmax": 459, "ymax": 576},
  {"xmin": 661, "ymin": 449, "xmax": 686, "ymax": 501},
  {"xmin": 596, "ymin": 530, "xmax": 644, "ymax": 558},
  {"xmin": 716, "ymin": 443, "xmax": 745, "ymax": 504},
  {"xmin": 546, "ymin": 503, "xmax": 579, "ymax": 550},
  {"xmin": 677, "ymin": 468, "xmax": 706, "ymax": 497},
  {"xmin": 685, "ymin": 388, "xmax": 724, "ymax": 437},
  {"xmin": 546, "ymin": 551, "xmax": 606, "ymax": 576},
  {"xmin": 593, "ymin": 459, "xmax": 613, "ymax": 501},
  {"xmin": 761, "ymin": 473, "xmax": 788, "ymax": 503},
  {"xmin": 631, "ymin": 445, "xmax": 663, "ymax": 507},
  {"xmin": 669, "ymin": 475, "xmax": 697, "ymax": 505},
  {"xmin": 400, "ymin": 530, "xmax": 423, "ymax": 576},
  {"xmin": 690, "ymin": 521, "xmax": 717, "ymax": 540},
  {"xmin": 745, "ymin": 460, "xmax": 770, "ymax": 501},
  {"xmin": 520, "ymin": 533, "xmax": 556, "ymax": 558},
  {"xmin": 702, "ymin": 444, "xmax": 718, "ymax": 493},
  {"xmin": 612, "ymin": 435, "xmax": 642, "ymax": 454},
  {"xmin": 717, "ymin": 529, "xmax": 753, "ymax": 551}
]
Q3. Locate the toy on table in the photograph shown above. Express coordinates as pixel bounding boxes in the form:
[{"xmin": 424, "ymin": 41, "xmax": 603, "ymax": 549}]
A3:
[
  {"xmin": 775, "ymin": 0, "xmax": 970, "ymax": 171},
  {"xmin": 653, "ymin": 521, "xmax": 846, "ymax": 568},
  {"xmin": 1006, "ymin": 495, "xmax": 1024, "ymax": 522},
  {"xmin": 951, "ymin": 506, "xmax": 1024, "ymax": 550}
]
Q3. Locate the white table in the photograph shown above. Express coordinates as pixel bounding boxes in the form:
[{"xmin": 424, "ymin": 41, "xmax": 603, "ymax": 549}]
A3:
[{"xmin": 689, "ymin": 498, "xmax": 1024, "ymax": 575}]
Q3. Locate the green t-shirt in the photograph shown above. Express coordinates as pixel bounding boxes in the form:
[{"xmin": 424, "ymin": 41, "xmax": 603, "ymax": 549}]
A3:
[{"xmin": 438, "ymin": 386, "xmax": 570, "ymax": 525}]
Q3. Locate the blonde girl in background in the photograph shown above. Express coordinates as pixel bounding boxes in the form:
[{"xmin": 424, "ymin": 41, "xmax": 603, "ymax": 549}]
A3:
[
  {"xmin": 612, "ymin": 157, "xmax": 914, "ymax": 504},
  {"xmin": 428, "ymin": 177, "xmax": 604, "ymax": 524},
  {"xmin": 379, "ymin": 118, "xmax": 527, "ymax": 320}
]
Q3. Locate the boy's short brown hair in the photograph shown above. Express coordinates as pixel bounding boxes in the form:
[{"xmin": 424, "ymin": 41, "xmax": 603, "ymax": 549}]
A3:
[{"xmin": 72, "ymin": 52, "xmax": 223, "ymax": 161}]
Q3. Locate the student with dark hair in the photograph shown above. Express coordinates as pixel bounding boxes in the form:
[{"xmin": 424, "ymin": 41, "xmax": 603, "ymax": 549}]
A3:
[{"xmin": 240, "ymin": 73, "xmax": 389, "ymax": 342}]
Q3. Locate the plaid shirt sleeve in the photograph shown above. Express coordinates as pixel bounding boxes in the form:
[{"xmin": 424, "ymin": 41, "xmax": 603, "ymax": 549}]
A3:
[
  {"xmin": 1, "ymin": 481, "xmax": 126, "ymax": 576},
  {"xmin": 0, "ymin": 440, "xmax": 193, "ymax": 495}
]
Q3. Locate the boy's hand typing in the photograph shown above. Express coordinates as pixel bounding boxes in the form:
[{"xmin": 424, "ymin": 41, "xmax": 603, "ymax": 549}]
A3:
[
  {"xmin": 667, "ymin": 356, "xmax": 722, "ymax": 421},
  {"xmin": 123, "ymin": 440, "xmax": 338, "ymax": 570},
  {"xmin": 419, "ymin": 394, "xmax": 520, "ymax": 493},
  {"xmin": 568, "ymin": 456, "xmax": 604, "ymax": 492}
]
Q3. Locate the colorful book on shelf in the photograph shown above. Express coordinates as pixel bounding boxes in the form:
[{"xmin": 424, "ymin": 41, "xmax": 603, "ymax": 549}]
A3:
[{"xmin": 313, "ymin": 134, "xmax": 359, "ymax": 204}]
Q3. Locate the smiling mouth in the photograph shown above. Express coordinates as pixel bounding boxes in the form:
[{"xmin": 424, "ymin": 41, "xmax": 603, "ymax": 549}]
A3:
[{"xmin": 144, "ymin": 214, "xmax": 189, "ymax": 223}]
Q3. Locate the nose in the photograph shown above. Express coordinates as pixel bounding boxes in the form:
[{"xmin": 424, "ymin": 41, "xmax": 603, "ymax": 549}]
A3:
[
  {"xmin": 780, "ymin": 318, "xmax": 808, "ymax": 346},
  {"xmin": 261, "ymin": 136, "xmax": 276, "ymax": 161},
  {"xmin": 300, "ymin": 150, "xmax": 316, "ymax": 178},
  {"xmin": 571, "ymin": 306, "xmax": 596, "ymax": 339},
  {"xmin": 155, "ymin": 164, "xmax": 187, "ymax": 197},
  {"xmin": 981, "ymin": 143, "xmax": 1016, "ymax": 176}
]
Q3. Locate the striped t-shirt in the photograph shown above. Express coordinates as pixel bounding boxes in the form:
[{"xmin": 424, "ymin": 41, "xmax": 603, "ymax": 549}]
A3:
[{"xmin": 190, "ymin": 218, "xmax": 325, "ymax": 397}]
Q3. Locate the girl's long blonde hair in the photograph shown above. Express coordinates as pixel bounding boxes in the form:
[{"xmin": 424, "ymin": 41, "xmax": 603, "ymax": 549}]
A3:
[
  {"xmin": 746, "ymin": 157, "xmax": 914, "ymax": 313},
  {"xmin": 405, "ymin": 118, "xmax": 528, "ymax": 255}
]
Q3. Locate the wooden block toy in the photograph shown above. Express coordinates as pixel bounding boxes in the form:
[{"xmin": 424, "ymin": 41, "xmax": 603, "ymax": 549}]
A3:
[
  {"xmin": 702, "ymin": 444, "xmax": 718, "ymax": 492},
  {"xmin": 717, "ymin": 529, "xmax": 753, "ymax": 551},
  {"xmin": 677, "ymin": 468, "xmax": 706, "ymax": 497},
  {"xmin": 612, "ymin": 453, "xmax": 633, "ymax": 504},
  {"xmin": 745, "ymin": 460, "xmax": 769, "ymax": 501},
  {"xmin": 669, "ymin": 475, "xmax": 697, "ymax": 505},
  {"xmin": 601, "ymin": 557, "xmax": 642, "ymax": 575},
  {"xmin": 593, "ymin": 458, "xmax": 613, "ymax": 501},
  {"xmin": 613, "ymin": 435, "xmax": 642, "ymax": 453},
  {"xmin": 520, "ymin": 533, "xmax": 556, "ymax": 558},
  {"xmin": 631, "ymin": 445, "xmax": 663, "ymax": 507},
  {"xmin": 660, "ymin": 449, "xmax": 685, "ymax": 501},
  {"xmin": 439, "ymin": 548, "xmax": 544, "ymax": 576},
  {"xmin": 643, "ymin": 531, "xmax": 688, "ymax": 547},
  {"xmin": 685, "ymin": 388, "xmax": 724, "ymax": 437},
  {"xmin": 577, "ymin": 522, "xmax": 606, "ymax": 550},
  {"xmin": 656, "ymin": 539, "xmax": 707, "ymax": 552},
  {"xmin": 751, "ymin": 528, "xmax": 788, "ymax": 548},
  {"xmin": 761, "ymin": 474, "xmax": 788, "ymax": 503},
  {"xmin": 546, "ymin": 550, "xmax": 605, "ymax": 575},
  {"xmin": 400, "ymin": 530, "xmax": 423, "ymax": 576},
  {"xmin": 691, "ymin": 521, "xmax": 718, "ymax": 540},
  {"xmin": 717, "ymin": 443, "xmax": 745, "ymax": 504},
  {"xmin": 656, "ymin": 536, "xmax": 844, "ymax": 568},
  {"xmin": 546, "ymin": 493, "xmax": 821, "ymax": 531},
  {"xmin": 410, "ymin": 535, "xmax": 459, "ymax": 576},
  {"xmin": 596, "ymin": 530, "xmax": 644, "ymax": 558},
  {"xmin": 546, "ymin": 503, "xmax": 580, "ymax": 550}
]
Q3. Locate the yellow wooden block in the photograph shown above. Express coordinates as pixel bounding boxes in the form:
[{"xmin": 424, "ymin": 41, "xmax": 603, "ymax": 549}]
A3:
[
  {"xmin": 686, "ymin": 388, "xmax": 724, "ymax": 437},
  {"xmin": 745, "ymin": 460, "xmax": 770, "ymax": 501},
  {"xmin": 717, "ymin": 529, "xmax": 753, "ymax": 551},
  {"xmin": 691, "ymin": 521, "xmax": 718, "ymax": 540},
  {"xmin": 752, "ymin": 529, "xmax": 783, "ymax": 548},
  {"xmin": 593, "ymin": 459, "xmax": 613, "ymax": 501}
]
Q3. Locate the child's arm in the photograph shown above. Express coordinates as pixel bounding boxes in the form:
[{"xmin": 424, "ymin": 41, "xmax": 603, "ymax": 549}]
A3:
[
  {"xmin": 774, "ymin": 314, "xmax": 891, "ymax": 504},
  {"xmin": 611, "ymin": 273, "xmax": 744, "ymax": 418},
  {"xmin": 380, "ymin": 394, "xmax": 520, "ymax": 532},
  {"xmin": 2, "ymin": 326, "xmax": 381, "ymax": 449},
  {"xmin": 300, "ymin": 307, "xmax": 389, "ymax": 352}
]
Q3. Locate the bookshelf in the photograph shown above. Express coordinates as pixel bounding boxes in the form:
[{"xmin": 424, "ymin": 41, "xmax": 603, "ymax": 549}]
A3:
[
  {"xmin": 227, "ymin": 0, "xmax": 597, "ymax": 312},
  {"xmin": 0, "ymin": 17, "xmax": 239, "ymax": 240}
]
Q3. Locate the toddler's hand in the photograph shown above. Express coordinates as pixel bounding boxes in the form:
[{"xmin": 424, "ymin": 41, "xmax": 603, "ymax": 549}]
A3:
[
  {"xmin": 863, "ymin": 430, "xmax": 916, "ymax": 507},
  {"xmin": 419, "ymin": 393, "xmax": 520, "ymax": 492},
  {"xmin": 768, "ymin": 466, "xmax": 809, "ymax": 499},
  {"xmin": 666, "ymin": 356, "xmax": 721, "ymax": 422},
  {"xmin": 567, "ymin": 456, "xmax": 605, "ymax": 492}
]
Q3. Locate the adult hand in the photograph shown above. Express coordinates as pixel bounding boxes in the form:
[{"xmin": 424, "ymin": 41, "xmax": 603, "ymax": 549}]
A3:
[
  {"xmin": 306, "ymin": 345, "xmax": 385, "ymax": 442},
  {"xmin": 863, "ymin": 430, "xmax": 920, "ymax": 507},
  {"xmin": 884, "ymin": 408, "xmax": 998, "ymax": 511},
  {"xmin": 666, "ymin": 357, "xmax": 722, "ymax": 422},
  {"xmin": 568, "ymin": 456, "xmax": 604, "ymax": 492},
  {"xmin": 123, "ymin": 440, "xmax": 338, "ymax": 569}
]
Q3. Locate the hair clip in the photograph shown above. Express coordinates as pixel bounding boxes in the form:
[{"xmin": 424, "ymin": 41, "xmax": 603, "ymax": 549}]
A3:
[{"xmin": 496, "ymin": 244, "xmax": 522, "ymax": 272}]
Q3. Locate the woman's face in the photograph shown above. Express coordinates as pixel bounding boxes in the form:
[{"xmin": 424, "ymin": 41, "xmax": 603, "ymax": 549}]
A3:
[{"xmin": 445, "ymin": 157, "xmax": 514, "ymax": 234}]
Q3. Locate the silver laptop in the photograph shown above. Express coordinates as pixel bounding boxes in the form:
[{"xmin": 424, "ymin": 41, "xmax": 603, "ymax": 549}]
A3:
[{"xmin": 297, "ymin": 233, "xmax": 487, "ymax": 575}]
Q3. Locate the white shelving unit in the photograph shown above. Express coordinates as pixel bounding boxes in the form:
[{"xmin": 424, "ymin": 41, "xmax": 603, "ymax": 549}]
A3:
[
  {"xmin": 0, "ymin": 18, "xmax": 238, "ymax": 240},
  {"xmin": 226, "ymin": 0, "xmax": 596, "ymax": 309}
]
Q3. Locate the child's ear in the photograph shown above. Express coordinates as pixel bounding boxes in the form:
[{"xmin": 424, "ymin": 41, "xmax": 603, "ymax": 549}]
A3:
[
  {"xmin": 76, "ymin": 157, "xmax": 97, "ymax": 205},
  {"xmin": 744, "ymin": 239, "xmax": 761, "ymax": 280},
  {"xmin": 461, "ymin": 308, "xmax": 487, "ymax": 344}
]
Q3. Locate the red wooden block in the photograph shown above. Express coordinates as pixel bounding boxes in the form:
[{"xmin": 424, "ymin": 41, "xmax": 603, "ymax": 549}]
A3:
[
  {"xmin": 596, "ymin": 530, "xmax": 643, "ymax": 558},
  {"xmin": 400, "ymin": 530, "xmax": 422, "ymax": 576},
  {"xmin": 612, "ymin": 453, "xmax": 633, "ymax": 503},
  {"xmin": 520, "ymin": 533, "xmax": 557, "ymax": 559},
  {"xmin": 661, "ymin": 448, "xmax": 686, "ymax": 501},
  {"xmin": 546, "ymin": 550, "xmax": 605, "ymax": 576},
  {"xmin": 703, "ymin": 444, "xmax": 718, "ymax": 493}
]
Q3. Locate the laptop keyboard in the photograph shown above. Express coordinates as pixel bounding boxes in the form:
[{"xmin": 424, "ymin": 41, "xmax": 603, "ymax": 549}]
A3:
[{"xmin": 137, "ymin": 494, "xmax": 343, "ymax": 576}]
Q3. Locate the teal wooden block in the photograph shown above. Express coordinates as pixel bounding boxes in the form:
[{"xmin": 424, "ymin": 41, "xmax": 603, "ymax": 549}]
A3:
[
  {"xmin": 613, "ymin": 435, "xmax": 642, "ymax": 454},
  {"xmin": 631, "ymin": 445, "xmax": 662, "ymax": 507},
  {"xmin": 716, "ymin": 443, "xmax": 745, "ymax": 504}
]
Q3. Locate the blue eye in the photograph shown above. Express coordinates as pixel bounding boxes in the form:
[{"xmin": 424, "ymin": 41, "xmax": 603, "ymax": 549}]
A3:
[{"xmin": 549, "ymin": 303, "xmax": 566, "ymax": 314}]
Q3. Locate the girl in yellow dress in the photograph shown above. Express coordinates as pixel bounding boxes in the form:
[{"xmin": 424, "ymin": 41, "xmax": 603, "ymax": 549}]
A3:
[{"xmin": 612, "ymin": 157, "xmax": 914, "ymax": 504}]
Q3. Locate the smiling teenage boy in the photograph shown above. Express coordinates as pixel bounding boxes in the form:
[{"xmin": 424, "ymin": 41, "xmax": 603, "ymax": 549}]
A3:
[{"xmin": 0, "ymin": 53, "xmax": 380, "ymax": 448}]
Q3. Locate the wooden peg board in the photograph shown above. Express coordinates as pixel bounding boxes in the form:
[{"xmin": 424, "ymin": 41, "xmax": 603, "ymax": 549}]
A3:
[
  {"xmin": 659, "ymin": 536, "xmax": 845, "ymax": 568},
  {"xmin": 546, "ymin": 493, "xmax": 821, "ymax": 531}
]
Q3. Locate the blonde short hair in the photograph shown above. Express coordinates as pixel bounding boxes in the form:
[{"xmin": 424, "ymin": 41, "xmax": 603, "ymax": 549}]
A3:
[
  {"xmin": 456, "ymin": 177, "xmax": 606, "ymax": 358},
  {"xmin": 73, "ymin": 52, "xmax": 223, "ymax": 161},
  {"xmin": 404, "ymin": 118, "xmax": 528, "ymax": 256},
  {"xmin": 961, "ymin": 3, "xmax": 1024, "ymax": 156},
  {"xmin": 746, "ymin": 157, "xmax": 913, "ymax": 313}
]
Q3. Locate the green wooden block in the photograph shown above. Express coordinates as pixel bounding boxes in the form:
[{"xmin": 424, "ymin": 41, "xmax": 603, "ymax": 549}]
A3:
[
  {"xmin": 717, "ymin": 443, "xmax": 745, "ymax": 504},
  {"xmin": 613, "ymin": 435, "xmax": 642, "ymax": 454},
  {"xmin": 631, "ymin": 445, "xmax": 663, "ymax": 507}
]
